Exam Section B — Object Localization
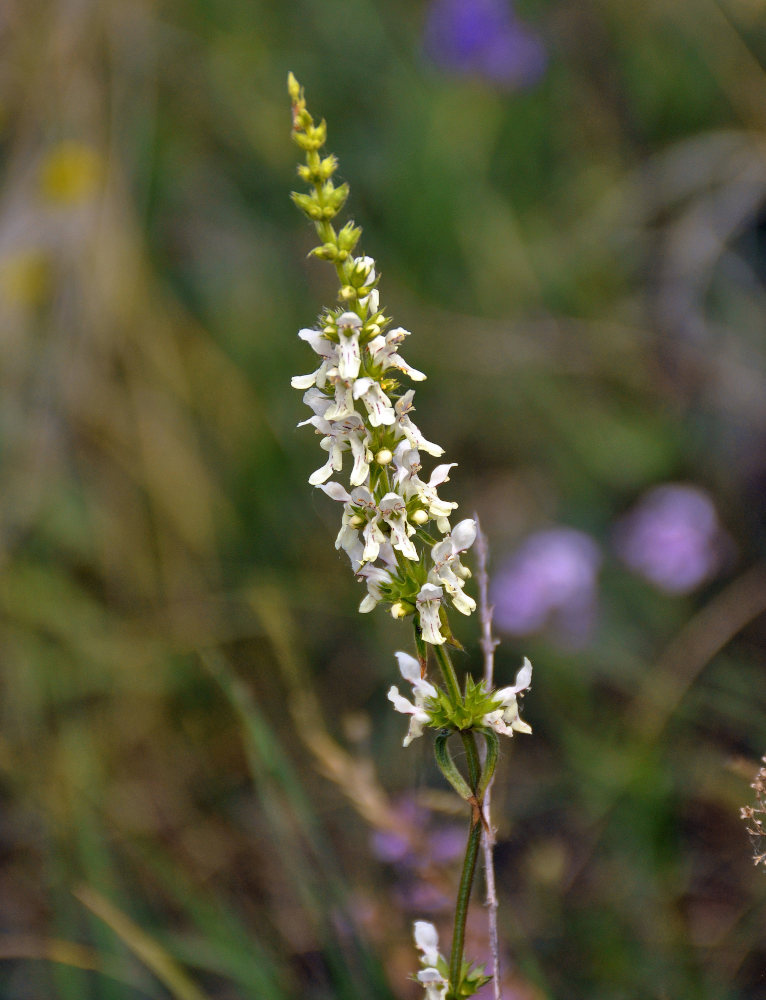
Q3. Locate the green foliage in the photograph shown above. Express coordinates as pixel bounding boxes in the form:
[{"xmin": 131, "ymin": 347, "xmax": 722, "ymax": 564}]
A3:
[{"xmin": 427, "ymin": 675, "xmax": 500, "ymax": 732}]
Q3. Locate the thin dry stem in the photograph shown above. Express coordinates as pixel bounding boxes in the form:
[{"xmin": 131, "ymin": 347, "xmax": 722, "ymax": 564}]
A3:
[{"xmin": 474, "ymin": 514, "xmax": 503, "ymax": 1000}]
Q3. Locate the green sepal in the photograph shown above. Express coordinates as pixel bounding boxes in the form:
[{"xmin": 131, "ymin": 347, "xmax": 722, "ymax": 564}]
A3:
[
  {"xmin": 449, "ymin": 960, "xmax": 492, "ymax": 999},
  {"xmin": 290, "ymin": 190, "xmax": 319, "ymax": 218}
]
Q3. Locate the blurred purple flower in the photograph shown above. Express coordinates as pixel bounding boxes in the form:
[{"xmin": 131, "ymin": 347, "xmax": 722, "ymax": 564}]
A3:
[
  {"xmin": 424, "ymin": 0, "xmax": 547, "ymax": 90},
  {"xmin": 614, "ymin": 484, "xmax": 728, "ymax": 594},
  {"xmin": 491, "ymin": 528, "xmax": 602, "ymax": 648}
]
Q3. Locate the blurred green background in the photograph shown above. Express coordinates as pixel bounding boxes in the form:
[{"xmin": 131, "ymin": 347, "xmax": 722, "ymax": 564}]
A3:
[{"xmin": 2, "ymin": 0, "xmax": 766, "ymax": 997}]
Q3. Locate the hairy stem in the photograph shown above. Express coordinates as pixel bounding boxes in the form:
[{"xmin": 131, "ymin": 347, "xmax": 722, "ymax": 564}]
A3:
[
  {"xmin": 448, "ymin": 728, "xmax": 482, "ymax": 996},
  {"xmin": 449, "ymin": 812, "xmax": 482, "ymax": 996},
  {"xmin": 434, "ymin": 643, "xmax": 462, "ymax": 706}
]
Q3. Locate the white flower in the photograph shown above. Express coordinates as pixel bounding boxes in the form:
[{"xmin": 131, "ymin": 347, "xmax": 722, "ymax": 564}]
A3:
[
  {"xmin": 368, "ymin": 327, "xmax": 427, "ymax": 381},
  {"xmin": 358, "ymin": 561, "xmax": 394, "ymax": 613},
  {"xmin": 416, "ymin": 583, "xmax": 445, "ymax": 645},
  {"xmin": 378, "ymin": 492, "xmax": 418, "ymax": 560},
  {"xmin": 482, "ymin": 657, "xmax": 533, "ymax": 736},
  {"xmin": 290, "ymin": 328, "xmax": 337, "ymax": 390},
  {"xmin": 413, "ymin": 922, "xmax": 448, "ymax": 1000},
  {"xmin": 416, "ymin": 969, "xmax": 448, "ymax": 1000},
  {"xmin": 395, "ymin": 391, "xmax": 444, "ymax": 457},
  {"xmin": 429, "ymin": 518, "xmax": 477, "ymax": 615},
  {"xmin": 352, "ymin": 377, "xmax": 396, "ymax": 426},
  {"xmin": 387, "ymin": 652, "xmax": 437, "ymax": 746},
  {"xmin": 336, "ymin": 312, "xmax": 362, "ymax": 380}
]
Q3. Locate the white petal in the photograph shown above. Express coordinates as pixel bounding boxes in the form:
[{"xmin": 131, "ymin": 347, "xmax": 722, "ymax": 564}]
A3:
[
  {"xmin": 299, "ymin": 328, "xmax": 336, "ymax": 358},
  {"xmin": 418, "ymin": 583, "xmax": 443, "ymax": 602},
  {"xmin": 389, "ymin": 355, "xmax": 427, "ymax": 381},
  {"xmin": 308, "ymin": 458, "xmax": 335, "ymax": 485},
  {"xmin": 451, "ymin": 589, "xmax": 476, "ymax": 615},
  {"xmin": 451, "ymin": 518, "xmax": 477, "ymax": 551},
  {"xmin": 387, "ymin": 686, "xmax": 415, "ymax": 715},
  {"xmin": 291, "ymin": 372, "xmax": 317, "ymax": 389},
  {"xmin": 338, "ymin": 329, "xmax": 361, "ymax": 380},
  {"xmin": 352, "ymin": 377, "xmax": 373, "ymax": 400},
  {"xmin": 395, "ymin": 651, "xmax": 421, "ymax": 684},
  {"xmin": 318, "ymin": 482, "xmax": 351, "ymax": 502},
  {"xmin": 413, "ymin": 922, "xmax": 440, "ymax": 967},
  {"xmin": 428, "ymin": 463, "xmax": 457, "ymax": 487},
  {"xmin": 514, "ymin": 657, "xmax": 533, "ymax": 692}
]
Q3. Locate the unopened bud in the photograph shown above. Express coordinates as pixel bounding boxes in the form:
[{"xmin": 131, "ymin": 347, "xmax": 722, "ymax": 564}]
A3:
[
  {"xmin": 375, "ymin": 448, "xmax": 393, "ymax": 466},
  {"xmin": 349, "ymin": 514, "xmax": 365, "ymax": 528},
  {"xmin": 411, "ymin": 509, "xmax": 429, "ymax": 526},
  {"xmin": 390, "ymin": 601, "xmax": 413, "ymax": 619}
]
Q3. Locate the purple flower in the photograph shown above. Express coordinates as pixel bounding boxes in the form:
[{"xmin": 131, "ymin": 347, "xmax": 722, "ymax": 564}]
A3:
[
  {"xmin": 614, "ymin": 484, "xmax": 728, "ymax": 594},
  {"xmin": 491, "ymin": 528, "xmax": 602, "ymax": 648},
  {"xmin": 424, "ymin": 0, "xmax": 547, "ymax": 90}
]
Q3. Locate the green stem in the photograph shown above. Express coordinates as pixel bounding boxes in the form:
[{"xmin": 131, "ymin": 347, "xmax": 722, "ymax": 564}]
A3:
[
  {"xmin": 460, "ymin": 730, "xmax": 481, "ymax": 790},
  {"xmin": 434, "ymin": 643, "xmax": 462, "ymax": 706},
  {"xmin": 447, "ymin": 728, "xmax": 482, "ymax": 997},
  {"xmin": 449, "ymin": 814, "xmax": 482, "ymax": 996}
]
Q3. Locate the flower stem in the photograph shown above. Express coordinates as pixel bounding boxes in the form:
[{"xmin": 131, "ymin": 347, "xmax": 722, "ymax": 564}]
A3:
[
  {"xmin": 449, "ymin": 802, "xmax": 482, "ymax": 996},
  {"xmin": 434, "ymin": 643, "xmax": 462, "ymax": 706},
  {"xmin": 446, "ymin": 728, "xmax": 482, "ymax": 997}
]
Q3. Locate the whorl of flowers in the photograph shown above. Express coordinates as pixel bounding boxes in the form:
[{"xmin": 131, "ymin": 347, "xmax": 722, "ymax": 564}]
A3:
[{"xmin": 288, "ymin": 73, "xmax": 475, "ymax": 646}]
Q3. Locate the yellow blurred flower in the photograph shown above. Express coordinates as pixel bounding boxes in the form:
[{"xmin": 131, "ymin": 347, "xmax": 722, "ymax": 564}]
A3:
[
  {"xmin": 39, "ymin": 140, "xmax": 102, "ymax": 205},
  {"xmin": 0, "ymin": 250, "xmax": 51, "ymax": 307}
]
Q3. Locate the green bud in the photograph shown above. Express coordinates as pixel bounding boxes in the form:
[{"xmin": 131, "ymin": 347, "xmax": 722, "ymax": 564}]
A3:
[
  {"xmin": 309, "ymin": 243, "xmax": 339, "ymax": 261},
  {"xmin": 391, "ymin": 601, "xmax": 414, "ymax": 619},
  {"xmin": 326, "ymin": 181, "xmax": 349, "ymax": 212},
  {"xmin": 289, "ymin": 191, "xmax": 316, "ymax": 216},
  {"xmin": 292, "ymin": 130, "xmax": 320, "ymax": 152},
  {"xmin": 287, "ymin": 71, "xmax": 301, "ymax": 103},
  {"xmin": 337, "ymin": 221, "xmax": 362, "ymax": 253},
  {"xmin": 339, "ymin": 285, "xmax": 356, "ymax": 301},
  {"xmin": 319, "ymin": 154, "xmax": 338, "ymax": 180}
]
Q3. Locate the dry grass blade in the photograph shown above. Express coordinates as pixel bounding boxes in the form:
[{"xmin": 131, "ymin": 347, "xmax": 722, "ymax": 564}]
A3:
[{"xmin": 73, "ymin": 885, "xmax": 210, "ymax": 1000}]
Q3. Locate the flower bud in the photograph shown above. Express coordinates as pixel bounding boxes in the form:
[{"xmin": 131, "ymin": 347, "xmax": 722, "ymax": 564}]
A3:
[
  {"xmin": 375, "ymin": 448, "xmax": 393, "ymax": 466},
  {"xmin": 391, "ymin": 601, "xmax": 414, "ymax": 619},
  {"xmin": 411, "ymin": 509, "xmax": 429, "ymax": 526}
]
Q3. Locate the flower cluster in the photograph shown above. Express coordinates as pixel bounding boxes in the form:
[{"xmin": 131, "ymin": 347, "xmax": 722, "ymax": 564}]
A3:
[
  {"xmin": 289, "ymin": 74, "xmax": 475, "ymax": 645},
  {"xmin": 389, "ymin": 651, "xmax": 532, "ymax": 747},
  {"xmin": 413, "ymin": 922, "xmax": 490, "ymax": 999},
  {"xmin": 413, "ymin": 921, "xmax": 449, "ymax": 1000}
]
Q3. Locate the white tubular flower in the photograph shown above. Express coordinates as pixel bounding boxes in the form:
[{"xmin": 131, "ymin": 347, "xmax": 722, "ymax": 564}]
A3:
[
  {"xmin": 416, "ymin": 968, "xmax": 448, "ymax": 1000},
  {"xmin": 290, "ymin": 328, "xmax": 337, "ymax": 389},
  {"xmin": 413, "ymin": 922, "xmax": 448, "ymax": 1000},
  {"xmin": 304, "ymin": 413, "xmax": 371, "ymax": 487},
  {"xmin": 368, "ymin": 327, "xmax": 427, "ymax": 381},
  {"xmin": 378, "ymin": 492, "xmax": 418, "ymax": 560},
  {"xmin": 358, "ymin": 562, "xmax": 394, "ymax": 613},
  {"xmin": 482, "ymin": 657, "xmax": 533, "ymax": 737},
  {"xmin": 395, "ymin": 391, "xmax": 445, "ymax": 457},
  {"xmin": 352, "ymin": 377, "xmax": 396, "ymax": 426},
  {"xmin": 336, "ymin": 312, "xmax": 362, "ymax": 380},
  {"xmin": 324, "ymin": 380, "xmax": 356, "ymax": 421},
  {"xmin": 429, "ymin": 518, "xmax": 477, "ymax": 615},
  {"xmin": 416, "ymin": 583, "xmax": 445, "ymax": 645},
  {"xmin": 388, "ymin": 653, "xmax": 438, "ymax": 746}
]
